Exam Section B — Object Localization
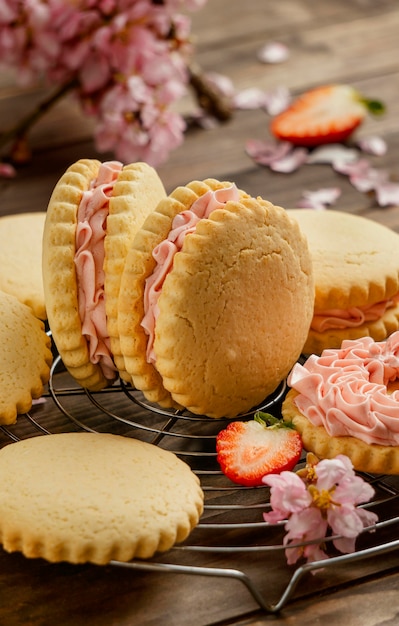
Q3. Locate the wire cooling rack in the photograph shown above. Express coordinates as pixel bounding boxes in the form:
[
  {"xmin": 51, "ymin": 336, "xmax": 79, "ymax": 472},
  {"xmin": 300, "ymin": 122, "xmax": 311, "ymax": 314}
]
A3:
[{"xmin": 1, "ymin": 353, "xmax": 399, "ymax": 614}]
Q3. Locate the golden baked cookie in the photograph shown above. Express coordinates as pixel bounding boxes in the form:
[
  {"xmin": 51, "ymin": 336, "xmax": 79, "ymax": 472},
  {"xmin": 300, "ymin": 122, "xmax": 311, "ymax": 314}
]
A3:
[
  {"xmin": 0, "ymin": 212, "xmax": 46, "ymax": 320},
  {"xmin": 0, "ymin": 432, "xmax": 204, "ymax": 564},
  {"xmin": 283, "ymin": 388, "xmax": 399, "ymax": 474},
  {"xmin": 42, "ymin": 159, "xmax": 166, "ymax": 391},
  {"xmin": 119, "ymin": 179, "xmax": 314, "ymax": 418},
  {"xmin": 0, "ymin": 290, "xmax": 52, "ymax": 425},
  {"xmin": 287, "ymin": 209, "xmax": 399, "ymax": 354}
]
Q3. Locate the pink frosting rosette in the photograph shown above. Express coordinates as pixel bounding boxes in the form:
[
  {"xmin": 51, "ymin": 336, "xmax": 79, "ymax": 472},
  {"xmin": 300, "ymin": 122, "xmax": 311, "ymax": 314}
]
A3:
[{"xmin": 288, "ymin": 332, "xmax": 399, "ymax": 446}]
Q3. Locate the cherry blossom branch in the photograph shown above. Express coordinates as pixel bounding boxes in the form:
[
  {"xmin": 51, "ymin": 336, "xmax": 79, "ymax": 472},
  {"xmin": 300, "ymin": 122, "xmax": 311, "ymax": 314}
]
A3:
[
  {"xmin": 188, "ymin": 63, "xmax": 233, "ymax": 122},
  {"xmin": 0, "ymin": 79, "xmax": 78, "ymax": 163}
]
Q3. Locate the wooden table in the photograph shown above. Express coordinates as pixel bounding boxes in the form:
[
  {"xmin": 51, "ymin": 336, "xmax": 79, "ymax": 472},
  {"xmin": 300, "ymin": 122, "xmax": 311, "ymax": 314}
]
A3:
[{"xmin": 1, "ymin": 1, "xmax": 399, "ymax": 624}]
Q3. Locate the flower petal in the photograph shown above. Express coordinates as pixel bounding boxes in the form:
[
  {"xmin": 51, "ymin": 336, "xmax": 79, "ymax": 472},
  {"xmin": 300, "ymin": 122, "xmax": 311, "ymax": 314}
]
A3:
[
  {"xmin": 263, "ymin": 85, "xmax": 291, "ymax": 115},
  {"xmin": 0, "ymin": 162, "xmax": 16, "ymax": 178},
  {"xmin": 357, "ymin": 135, "xmax": 387, "ymax": 156},
  {"xmin": 263, "ymin": 471, "xmax": 312, "ymax": 517},
  {"xmin": 306, "ymin": 144, "xmax": 359, "ymax": 165},
  {"xmin": 234, "ymin": 87, "xmax": 271, "ymax": 110},
  {"xmin": 296, "ymin": 187, "xmax": 341, "ymax": 210},
  {"xmin": 245, "ymin": 139, "xmax": 292, "ymax": 165},
  {"xmin": 375, "ymin": 182, "xmax": 399, "ymax": 207},
  {"xmin": 270, "ymin": 147, "xmax": 308, "ymax": 173},
  {"xmin": 257, "ymin": 41, "xmax": 290, "ymax": 64}
]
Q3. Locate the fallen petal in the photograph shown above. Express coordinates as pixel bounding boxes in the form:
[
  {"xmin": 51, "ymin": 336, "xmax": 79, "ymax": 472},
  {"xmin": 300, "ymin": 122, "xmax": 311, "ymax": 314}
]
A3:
[
  {"xmin": 263, "ymin": 85, "xmax": 292, "ymax": 116},
  {"xmin": 0, "ymin": 162, "xmax": 17, "ymax": 178},
  {"xmin": 234, "ymin": 87, "xmax": 271, "ymax": 110},
  {"xmin": 351, "ymin": 167, "xmax": 388, "ymax": 192},
  {"xmin": 357, "ymin": 135, "xmax": 387, "ymax": 156},
  {"xmin": 270, "ymin": 147, "xmax": 308, "ymax": 172},
  {"xmin": 257, "ymin": 41, "xmax": 290, "ymax": 64},
  {"xmin": 333, "ymin": 157, "xmax": 371, "ymax": 177},
  {"xmin": 307, "ymin": 144, "xmax": 359, "ymax": 165},
  {"xmin": 297, "ymin": 187, "xmax": 341, "ymax": 209},
  {"xmin": 375, "ymin": 181, "xmax": 399, "ymax": 207},
  {"xmin": 245, "ymin": 139, "xmax": 292, "ymax": 165}
]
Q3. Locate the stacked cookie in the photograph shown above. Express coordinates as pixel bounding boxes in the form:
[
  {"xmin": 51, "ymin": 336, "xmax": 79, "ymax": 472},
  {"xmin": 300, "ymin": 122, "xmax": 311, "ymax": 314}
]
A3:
[
  {"xmin": 287, "ymin": 209, "xmax": 399, "ymax": 355},
  {"xmin": 43, "ymin": 168, "xmax": 314, "ymax": 418},
  {"xmin": 283, "ymin": 209, "xmax": 399, "ymax": 475}
]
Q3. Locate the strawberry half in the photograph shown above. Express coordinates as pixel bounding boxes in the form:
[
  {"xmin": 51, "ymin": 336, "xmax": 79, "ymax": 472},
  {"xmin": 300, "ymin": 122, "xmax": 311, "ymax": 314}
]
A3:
[
  {"xmin": 216, "ymin": 412, "xmax": 302, "ymax": 487},
  {"xmin": 270, "ymin": 84, "xmax": 384, "ymax": 147}
]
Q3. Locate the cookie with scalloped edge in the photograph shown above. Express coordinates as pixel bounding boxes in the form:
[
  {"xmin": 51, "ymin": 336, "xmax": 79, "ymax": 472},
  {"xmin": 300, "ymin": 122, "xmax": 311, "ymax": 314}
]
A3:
[
  {"xmin": 282, "ymin": 388, "xmax": 399, "ymax": 474},
  {"xmin": 42, "ymin": 159, "xmax": 166, "ymax": 391},
  {"xmin": 0, "ymin": 290, "xmax": 52, "ymax": 424},
  {"xmin": 0, "ymin": 212, "xmax": 46, "ymax": 320},
  {"xmin": 0, "ymin": 432, "xmax": 204, "ymax": 564},
  {"xmin": 287, "ymin": 209, "xmax": 399, "ymax": 355},
  {"xmin": 118, "ymin": 179, "xmax": 314, "ymax": 417}
]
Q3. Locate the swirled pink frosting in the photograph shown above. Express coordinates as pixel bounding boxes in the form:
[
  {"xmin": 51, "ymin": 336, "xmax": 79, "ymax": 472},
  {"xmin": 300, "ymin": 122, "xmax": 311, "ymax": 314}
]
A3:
[
  {"xmin": 74, "ymin": 160, "xmax": 123, "ymax": 380},
  {"xmin": 288, "ymin": 332, "xmax": 399, "ymax": 446},
  {"xmin": 141, "ymin": 184, "xmax": 239, "ymax": 364},
  {"xmin": 311, "ymin": 293, "xmax": 399, "ymax": 332}
]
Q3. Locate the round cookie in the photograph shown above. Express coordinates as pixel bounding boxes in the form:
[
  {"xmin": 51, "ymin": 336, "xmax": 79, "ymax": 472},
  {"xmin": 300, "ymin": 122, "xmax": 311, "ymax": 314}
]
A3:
[
  {"xmin": 0, "ymin": 290, "xmax": 52, "ymax": 424},
  {"xmin": 0, "ymin": 212, "xmax": 46, "ymax": 320},
  {"xmin": 0, "ymin": 432, "xmax": 204, "ymax": 564},
  {"xmin": 42, "ymin": 158, "xmax": 166, "ymax": 391},
  {"xmin": 118, "ymin": 179, "xmax": 314, "ymax": 418},
  {"xmin": 287, "ymin": 209, "xmax": 399, "ymax": 354}
]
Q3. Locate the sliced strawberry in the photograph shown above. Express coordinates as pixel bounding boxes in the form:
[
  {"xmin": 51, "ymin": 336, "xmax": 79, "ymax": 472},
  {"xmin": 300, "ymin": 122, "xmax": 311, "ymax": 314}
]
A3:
[
  {"xmin": 270, "ymin": 84, "xmax": 384, "ymax": 147},
  {"xmin": 216, "ymin": 412, "xmax": 302, "ymax": 487}
]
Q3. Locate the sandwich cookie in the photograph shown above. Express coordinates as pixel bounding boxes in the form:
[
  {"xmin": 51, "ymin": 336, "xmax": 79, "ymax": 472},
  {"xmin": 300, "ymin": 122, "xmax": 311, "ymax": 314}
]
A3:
[
  {"xmin": 42, "ymin": 158, "xmax": 166, "ymax": 390},
  {"xmin": 287, "ymin": 209, "xmax": 399, "ymax": 355},
  {"xmin": 118, "ymin": 178, "xmax": 314, "ymax": 418}
]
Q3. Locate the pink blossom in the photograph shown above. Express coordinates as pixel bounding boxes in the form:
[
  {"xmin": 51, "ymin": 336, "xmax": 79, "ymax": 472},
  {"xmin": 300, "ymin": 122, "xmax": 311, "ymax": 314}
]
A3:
[
  {"xmin": 0, "ymin": 0, "xmax": 205, "ymax": 166},
  {"xmin": 263, "ymin": 472, "xmax": 312, "ymax": 523},
  {"xmin": 263, "ymin": 454, "xmax": 378, "ymax": 567},
  {"xmin": 284, "ymin": 507, "xmax": 329, "ymax": 565}
]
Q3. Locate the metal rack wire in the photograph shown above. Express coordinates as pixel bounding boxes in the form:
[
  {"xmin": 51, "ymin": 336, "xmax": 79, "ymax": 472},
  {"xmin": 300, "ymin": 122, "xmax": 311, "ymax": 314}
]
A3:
[{"xmin": 1, "ymin": 354, "xmax": 399, "ymax": 614}]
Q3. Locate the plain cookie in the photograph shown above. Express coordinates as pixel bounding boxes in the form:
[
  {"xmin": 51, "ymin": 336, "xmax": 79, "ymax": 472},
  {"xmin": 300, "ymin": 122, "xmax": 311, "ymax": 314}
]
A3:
[
  {"xmin": 0, "ymin": 432, "xmax": 204, "ymax": 564},
  {"xmin": 0, "ymin": 212, "xmax": 46, "ymax": 320},
  {"xmin": 0, "ymin": 290, "xmax": 52, "ymax": 424}
]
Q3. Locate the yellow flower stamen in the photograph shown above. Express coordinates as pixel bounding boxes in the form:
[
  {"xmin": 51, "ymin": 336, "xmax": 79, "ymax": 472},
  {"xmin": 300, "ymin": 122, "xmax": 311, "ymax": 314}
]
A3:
[{"xmin": 308, "ymin": 485, "xmax": 341, "ymax": 514}]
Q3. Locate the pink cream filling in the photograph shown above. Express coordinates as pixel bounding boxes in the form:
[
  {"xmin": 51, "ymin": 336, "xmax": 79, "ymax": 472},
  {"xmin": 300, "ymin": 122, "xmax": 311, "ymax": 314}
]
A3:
[
  {"xmin": 141, "ymin": 184, "xmax": 239, "ymax": 364},
  {"xmin": 74, "ymin": 160, "xmax": 123, "ymax": 380},
  {"xmin": 311, "ymin": 293, "xmax": 399, "ymax": 332},
  {"xmin": 288, "ymin": 331, "xmax": 399, "ymax": 446}
]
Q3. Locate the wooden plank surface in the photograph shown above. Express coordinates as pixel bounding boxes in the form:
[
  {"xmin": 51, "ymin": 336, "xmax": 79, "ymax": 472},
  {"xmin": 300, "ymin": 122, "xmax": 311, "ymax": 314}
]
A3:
[{"xmin": 1, "ymin": 1, "xmax": 399, "ymax": 624}]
